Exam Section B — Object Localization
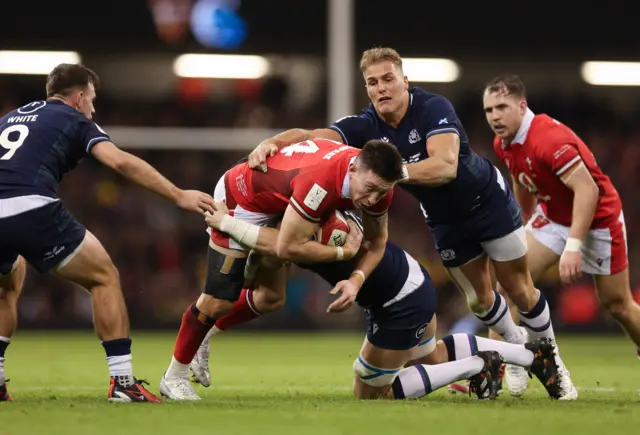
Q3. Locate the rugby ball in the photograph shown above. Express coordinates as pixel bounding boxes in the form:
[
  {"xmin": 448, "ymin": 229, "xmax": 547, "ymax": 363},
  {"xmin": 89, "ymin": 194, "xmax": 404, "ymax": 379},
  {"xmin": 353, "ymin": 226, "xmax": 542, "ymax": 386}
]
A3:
[{"xmin": 315, "ymin": 210, "xmax": 349, "ymax": 246}]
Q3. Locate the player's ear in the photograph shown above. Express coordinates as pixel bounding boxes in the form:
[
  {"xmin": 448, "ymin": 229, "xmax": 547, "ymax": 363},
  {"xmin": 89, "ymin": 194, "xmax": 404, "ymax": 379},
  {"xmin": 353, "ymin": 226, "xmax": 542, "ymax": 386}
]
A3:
[
  {"xmin": 403, "ymin": 75, "xmax": 409, "ymax": 90},
  {"xmin": 519, "ymin": 99, "xmax": 528, "ymax": 115},
  {"xmin": 68, "ymin": 90, "xmax": 81, "ymax": 110},
  {"xmin": 349, "ymin": 160, "xmax": 358, "ymax": 176}
]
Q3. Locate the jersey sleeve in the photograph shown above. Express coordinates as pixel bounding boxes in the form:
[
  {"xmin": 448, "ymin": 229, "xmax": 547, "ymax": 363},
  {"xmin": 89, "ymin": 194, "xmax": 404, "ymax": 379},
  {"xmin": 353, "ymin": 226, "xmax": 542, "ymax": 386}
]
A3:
[
  {"xmin": 329, "ymin": 113, "xmax": 374, "ymax": 148},
  {"xmin": 78, "ymin": 118, "xmax": 111, "ymax": 155},
  {"xmin": 419, "ymin": 96, "xmax": 460, "ymax": 140},
  {"xmin": 539, "ymin": 141, "xmax": 582, "ymax": 177},
  {"xmin": 289, "ymin": 176, "xmax": 338, "ymax": 222},
  {"xmin": 361, "ymin": 188, "xmax": 394, "ymax": 217}
]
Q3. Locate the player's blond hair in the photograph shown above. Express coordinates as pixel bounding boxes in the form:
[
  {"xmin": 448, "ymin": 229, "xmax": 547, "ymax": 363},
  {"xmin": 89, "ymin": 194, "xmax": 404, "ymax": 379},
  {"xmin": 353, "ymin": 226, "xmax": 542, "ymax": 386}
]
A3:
[{"xmin": 360, "ymin": 47, "xmax": 403, "ymax": 73}]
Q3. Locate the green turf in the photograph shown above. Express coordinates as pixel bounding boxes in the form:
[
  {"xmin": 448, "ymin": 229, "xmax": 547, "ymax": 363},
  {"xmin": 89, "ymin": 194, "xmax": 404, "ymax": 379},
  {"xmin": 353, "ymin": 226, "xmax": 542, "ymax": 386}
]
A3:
[{"xmin": 0, "ymin": 332, "xmax": 638, "ymax": 435}]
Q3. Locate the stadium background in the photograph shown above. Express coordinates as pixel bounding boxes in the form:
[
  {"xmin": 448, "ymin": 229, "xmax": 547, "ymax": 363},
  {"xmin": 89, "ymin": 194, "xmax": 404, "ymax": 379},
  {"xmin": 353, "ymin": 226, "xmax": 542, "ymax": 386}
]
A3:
[{"xmin": 2, "ymin": 0, "xmax": 639, "ymax": 336}]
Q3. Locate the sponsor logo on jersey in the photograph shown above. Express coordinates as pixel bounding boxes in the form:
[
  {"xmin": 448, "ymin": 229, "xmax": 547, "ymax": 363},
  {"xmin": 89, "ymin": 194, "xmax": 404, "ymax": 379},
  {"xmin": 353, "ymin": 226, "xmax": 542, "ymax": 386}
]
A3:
[
  {"xmin": 408, "ymin": 129, "xmax": 422, "ymax": 144},
  {"xmin": 17, "ymin": 101, "xmax": 46, "ymax": 114},
  {"xmin": 303, "ymin": 184, "xmax": 328, "ymax": 211},
  {"xmin": 440, "ymin": 249, "xmax": 456, "ymax": 261}
]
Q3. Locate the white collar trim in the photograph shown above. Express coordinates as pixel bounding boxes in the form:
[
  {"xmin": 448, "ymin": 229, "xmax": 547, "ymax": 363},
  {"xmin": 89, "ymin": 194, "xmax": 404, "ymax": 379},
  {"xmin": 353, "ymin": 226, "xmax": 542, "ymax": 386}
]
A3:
[
  {"xmin": 341, "ymin": 156, "xmax": 357, "ymax": 198},
  {"xmin": 509, "ymin": 108, "xmax": 535, "ymax": 146}
]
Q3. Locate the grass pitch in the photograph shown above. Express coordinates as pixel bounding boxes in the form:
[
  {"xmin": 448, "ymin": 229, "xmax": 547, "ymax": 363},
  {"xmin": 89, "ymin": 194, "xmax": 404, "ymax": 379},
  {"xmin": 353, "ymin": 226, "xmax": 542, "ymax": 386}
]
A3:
[{"xmin": 1, "ymin": 332, "xmax": 639, "ymax": 435}]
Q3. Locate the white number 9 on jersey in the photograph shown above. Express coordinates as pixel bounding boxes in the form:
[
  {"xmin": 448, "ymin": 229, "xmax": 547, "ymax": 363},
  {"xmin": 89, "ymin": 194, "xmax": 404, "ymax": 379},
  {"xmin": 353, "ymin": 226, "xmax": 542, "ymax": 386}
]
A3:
[{"xmin": 0, "ymin": 124, "xmax": 29, "ymax": 160}]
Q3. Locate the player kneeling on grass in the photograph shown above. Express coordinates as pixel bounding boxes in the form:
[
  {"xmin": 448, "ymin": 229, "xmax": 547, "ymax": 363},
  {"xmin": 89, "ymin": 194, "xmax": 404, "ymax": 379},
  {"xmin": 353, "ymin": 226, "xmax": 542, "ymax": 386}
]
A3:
[
  {"xmin": 194, "ymin": 208, "xmax": 564, "ymax": 401},
  {"xmin": 160, "ymin": 139, "xmax": 402, "ymax": 400}
]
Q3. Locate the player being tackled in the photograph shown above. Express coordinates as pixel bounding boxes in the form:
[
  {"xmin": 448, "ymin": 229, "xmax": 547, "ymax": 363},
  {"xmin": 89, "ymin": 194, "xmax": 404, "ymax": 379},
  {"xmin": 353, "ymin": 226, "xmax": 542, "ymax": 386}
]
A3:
[{"xmin": 160, "ymin": 139, "xmax": 404, "ymax": 400}]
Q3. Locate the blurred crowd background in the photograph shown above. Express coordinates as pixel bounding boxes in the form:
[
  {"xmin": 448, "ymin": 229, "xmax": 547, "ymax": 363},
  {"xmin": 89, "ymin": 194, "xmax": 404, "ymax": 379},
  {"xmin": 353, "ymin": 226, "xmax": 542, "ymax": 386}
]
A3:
[{"xmin": 2, "ymin": 0, "xmax": 640, "ymax": 335}]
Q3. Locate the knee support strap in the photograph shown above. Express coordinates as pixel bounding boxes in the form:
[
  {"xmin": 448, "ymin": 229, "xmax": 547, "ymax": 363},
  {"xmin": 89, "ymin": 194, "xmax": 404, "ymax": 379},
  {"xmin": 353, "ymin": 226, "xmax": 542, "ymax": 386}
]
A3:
[{"xmin": 353, "ymin": 355, "xmax": 401, "ymax": 387}]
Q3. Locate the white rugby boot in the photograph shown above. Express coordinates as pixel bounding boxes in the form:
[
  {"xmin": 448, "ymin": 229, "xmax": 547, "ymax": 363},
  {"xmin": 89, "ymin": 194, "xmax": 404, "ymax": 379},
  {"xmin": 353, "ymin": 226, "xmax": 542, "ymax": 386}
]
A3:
[
  {"xmin": 554, "ymin": 353, "xmax": 578, "ymax": 401},
  {"xmin": 504, "ymin": 327, "xmax": 530, "ymax": 397},
  {"xmin": 159, "ymin": 373, "xmax": 201, "ymax": 400},
  {"xmin": 190, "ymin": 336, "xmax": 212, "ymax": 387}
]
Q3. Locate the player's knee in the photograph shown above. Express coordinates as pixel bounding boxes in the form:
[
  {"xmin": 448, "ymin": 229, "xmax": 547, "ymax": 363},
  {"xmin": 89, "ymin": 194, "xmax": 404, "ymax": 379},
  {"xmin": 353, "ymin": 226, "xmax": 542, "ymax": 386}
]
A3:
[
  {"xmin": 600, "ymin": 294, "xmax": 632, "ymax": 320},
  {"xmin": 0, "ymin": 257, "xmax": 25, "ymax": 295},
  {"xmin": 253, "ymin": 287, "xmax": 286, "ymax": 314},
  {"xmin": 196, "ymin": 293, "xmax": 233, "ymax": 318},
  {"xmin": 352, "ymin": 356, "xmax": 401, "ymax": 389},
  {"xmin": 84, "ymin": 258, "xmax": 120, "ymax": 292}
]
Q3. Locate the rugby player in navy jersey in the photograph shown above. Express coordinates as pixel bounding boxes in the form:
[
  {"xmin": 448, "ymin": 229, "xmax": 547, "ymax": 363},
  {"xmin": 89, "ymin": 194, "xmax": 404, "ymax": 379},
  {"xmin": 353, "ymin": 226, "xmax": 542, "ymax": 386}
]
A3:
[
  {"xmin": 246, "ymin": 47, "xmax": 576, "ymax": 399},
  {"xmin": 0, "ymin": 64, "xmax": 214, "ymax": 402},
  {"xmin": 187, "ymin": 207, "xmax": 563, "ymax": 401}
]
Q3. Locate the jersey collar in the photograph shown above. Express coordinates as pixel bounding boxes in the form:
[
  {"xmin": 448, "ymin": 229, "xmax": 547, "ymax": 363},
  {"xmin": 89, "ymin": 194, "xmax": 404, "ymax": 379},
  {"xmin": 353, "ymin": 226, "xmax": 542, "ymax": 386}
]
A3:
[
  {"xmin": 372, "ymin": 90, "xmax": 414, "ymax": 129},
  {"xmin": 340, "ymin": 156, "xmax": 357, "ymax": 198},
  {"xmin": 509, "ymin": 108, "xmax": 535, "ymax": 146}
]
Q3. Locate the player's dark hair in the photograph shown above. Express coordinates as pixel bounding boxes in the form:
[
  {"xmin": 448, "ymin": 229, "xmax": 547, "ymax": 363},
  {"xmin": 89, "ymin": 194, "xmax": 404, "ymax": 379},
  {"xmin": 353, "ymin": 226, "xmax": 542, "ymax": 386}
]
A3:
[
  {"xmin": 485, "ymin": 74, "xmax": 526, "ymax": 99},
  {"xmin": 46, "ymin": 64, "xmax": 100, "ymax": 98},
  {"xmin": 358, "ymin": 140, "xmax": 405, "ymax": 183}
]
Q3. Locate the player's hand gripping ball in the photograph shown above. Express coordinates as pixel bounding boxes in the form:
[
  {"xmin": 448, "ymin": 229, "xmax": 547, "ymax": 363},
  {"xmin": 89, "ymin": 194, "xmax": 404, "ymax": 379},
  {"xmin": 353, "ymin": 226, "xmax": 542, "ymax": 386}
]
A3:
[{"xmin": 315, "ymin": 210, "xmax": 350, "ymax": 246}]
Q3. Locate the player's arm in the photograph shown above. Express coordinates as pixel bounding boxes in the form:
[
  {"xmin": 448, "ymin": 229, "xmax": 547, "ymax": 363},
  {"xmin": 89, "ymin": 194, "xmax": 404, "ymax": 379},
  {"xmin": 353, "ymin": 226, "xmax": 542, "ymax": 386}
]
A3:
[
  {"xmin": 274, "ymin": 205, "xmax": 359, "ymax": 263},
  {"xmin": 404, "ymin": 133, "xmax": 459, "ymax": 186},
  {"xmin": 266, "ymin": 128, "xmax": 342, "ymax": 148},
  {"xmin": 403, "ymin": 97, "xmax": 460, "ymax": 186},
  {"xmin": 561, "ymin": 162, "xmax": 599, "ymax": 243},
  {"xmin": 350, "ymin": 189, "xmax": 393, "ymax": 280},
  {"xmin": 353, "ymin": 212, "xmax": 388, "ymax": 281},
  {"xmin": 248, "ymin": 114, "xmax": 372, "ymax": 169},
  {"xmin": 91, "ymin": 141, "xmax": 214, "ymax": 214},
  {"xmin": 205, "ymin": 203, "xmax": 280, "ymax": 257},
  {"xmin": 511, "ymin": 173, "xmax": 537, "ymax": 223},
  {"xmin": 326, "ymin": 210, "xmax": 388, "ymax": 313},
  {"xmin": 205, "ymin": 201, "xmax": 361, "ymax": 259},
  {"xmin": 248, "ymin": 128, "xmax": 341, "ymax": 169}
]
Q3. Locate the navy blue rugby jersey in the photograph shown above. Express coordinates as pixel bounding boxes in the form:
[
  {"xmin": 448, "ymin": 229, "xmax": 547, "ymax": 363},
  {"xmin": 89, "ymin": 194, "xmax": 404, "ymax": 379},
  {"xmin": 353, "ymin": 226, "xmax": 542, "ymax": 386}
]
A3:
[{"xmin": 0, "ymin": 100, "xmax": 110, "ymax": 199}]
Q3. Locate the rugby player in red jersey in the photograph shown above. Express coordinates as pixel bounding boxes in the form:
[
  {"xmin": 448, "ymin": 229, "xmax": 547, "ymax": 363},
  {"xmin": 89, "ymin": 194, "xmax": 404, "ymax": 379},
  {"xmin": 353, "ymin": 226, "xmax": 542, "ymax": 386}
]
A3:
[
  {"xmin": 159, "ymin": 138, "xmax": 404, "ymax": 400},
  {"xmin": 485, "ymin": 74, "xmax": 640, "ymax": 376}
]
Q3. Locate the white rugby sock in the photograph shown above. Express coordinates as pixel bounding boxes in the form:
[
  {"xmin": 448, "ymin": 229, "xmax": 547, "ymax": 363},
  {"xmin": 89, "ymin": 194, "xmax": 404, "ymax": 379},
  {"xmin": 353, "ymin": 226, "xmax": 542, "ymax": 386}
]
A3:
[
  {"xmin": 391, "ymin": 357, "xmax": 485, "ymax": 399},
  {"xmin": 106, "ymin": 354, "xmax": 134, "ymax": 387},
  {"xmin": 442, "ymin": 333, "xmax": 534, "ymax": 368},
  {"xmin": 0, "ymin": 336, "xmax": 10, "ymax": 386},
  {"xmin": 475, "ymin": 291, "xmax": 524, "ymax": 344},
  {"xmin": 203, "ymin": 325, "xmax": 222, "ymax": 344},
  {"xmin": 166, "ymin": 356, "xmax": 189, "ymax": 379},
  {"xmin": 519, "ymin": 290, "xmax": 556, "ymax": 344}
]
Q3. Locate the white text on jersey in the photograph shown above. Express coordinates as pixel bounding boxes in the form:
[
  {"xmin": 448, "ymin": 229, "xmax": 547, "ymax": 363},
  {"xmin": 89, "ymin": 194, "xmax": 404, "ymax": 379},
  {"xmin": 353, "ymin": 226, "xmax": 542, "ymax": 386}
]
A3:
[
  {"xmin": 7, "ymin": 115, "xmax": 38, "ymax": 123},
  {"xmin": 323, "ymin": 145, "xmax": 350, "ymax": 160}
]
